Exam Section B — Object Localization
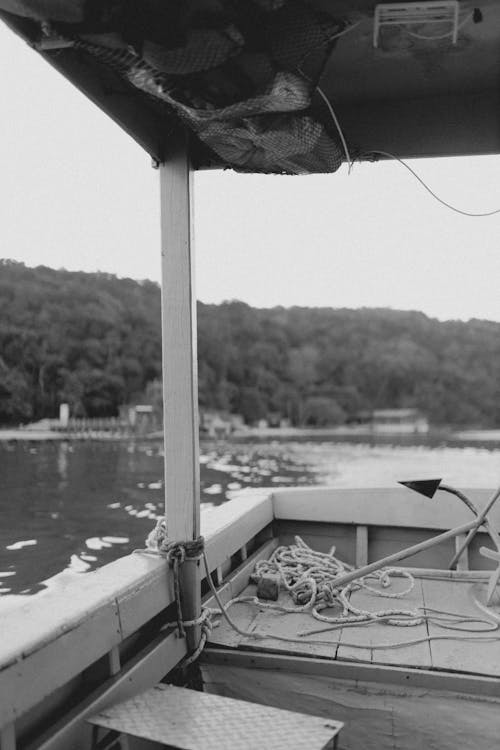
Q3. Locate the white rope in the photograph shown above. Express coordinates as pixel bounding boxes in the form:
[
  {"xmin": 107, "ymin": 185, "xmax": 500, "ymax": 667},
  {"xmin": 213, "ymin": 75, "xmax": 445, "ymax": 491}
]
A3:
[
  {"xmin": 138, "ymin": 526, "xmax": 499, "ymax": 661},
  {"xmin": 250, "ymin": 536, "xmax": 417, "ymax": 627},
  {"xmin": 201, "ymin": 537, "xmax": 499, "ymax": 652}
]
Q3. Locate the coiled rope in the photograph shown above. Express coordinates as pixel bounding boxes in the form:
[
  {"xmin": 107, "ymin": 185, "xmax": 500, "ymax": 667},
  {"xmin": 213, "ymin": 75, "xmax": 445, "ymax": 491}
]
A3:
[
  {"xmin": 139, "ymin": 525, "xmax": 499, "ymax": 664},
  {"xmin": 251, "ymin": 536, "xmax": 418, "ymax": 626},
  {"xmin": 203, "ymin": 537, "xmax": 499, "ymax": 650}
]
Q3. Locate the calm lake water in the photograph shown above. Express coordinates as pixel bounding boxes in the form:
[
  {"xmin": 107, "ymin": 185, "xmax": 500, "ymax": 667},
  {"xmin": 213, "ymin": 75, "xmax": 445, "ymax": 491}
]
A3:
[{"xmin": 1, "ymin": 436, "xmax": 500, "ymax": 599}]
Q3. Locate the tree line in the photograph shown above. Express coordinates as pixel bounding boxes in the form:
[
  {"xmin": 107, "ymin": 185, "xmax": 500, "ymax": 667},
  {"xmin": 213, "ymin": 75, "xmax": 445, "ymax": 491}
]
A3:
[{"xmin": 1, "ymin": 260, "xmax": 499, "ymax": 427}]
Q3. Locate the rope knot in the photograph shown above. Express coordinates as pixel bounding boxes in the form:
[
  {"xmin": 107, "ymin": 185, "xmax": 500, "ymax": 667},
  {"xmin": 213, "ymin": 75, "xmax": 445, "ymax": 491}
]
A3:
[
  {"xmin": 165, "ymin": 543, "xmax": 186, "ymax": 565},
  {"xmin": 145, "ymin": 517, "xmax": 204, "ymax": 562},
  {"xmin": 320, "ymin": 582, "xmax": 337, "ymax": 606},
  {"xmin": 143, "ymin": 519, "xmax": 205, "ymax": 645}
]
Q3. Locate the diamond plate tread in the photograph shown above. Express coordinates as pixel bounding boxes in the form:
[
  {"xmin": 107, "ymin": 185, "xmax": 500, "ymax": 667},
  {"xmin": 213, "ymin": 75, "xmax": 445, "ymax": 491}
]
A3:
[{"xmin": 88, "ymin": 683, "xmax": 342, "ymax": 749}]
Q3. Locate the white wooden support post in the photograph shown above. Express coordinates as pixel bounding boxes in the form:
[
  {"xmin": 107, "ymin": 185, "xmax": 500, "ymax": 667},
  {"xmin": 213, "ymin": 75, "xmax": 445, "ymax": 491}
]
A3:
[{"xmin": 160, "ymin": 136, "xmax": 201, "ymax": 652}]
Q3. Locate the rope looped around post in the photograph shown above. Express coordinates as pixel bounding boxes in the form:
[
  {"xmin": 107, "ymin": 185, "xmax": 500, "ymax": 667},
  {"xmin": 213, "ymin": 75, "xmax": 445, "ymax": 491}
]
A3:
[{"xmin": 141, "ymin": 518, "xmax": 205, "ymax": 642}]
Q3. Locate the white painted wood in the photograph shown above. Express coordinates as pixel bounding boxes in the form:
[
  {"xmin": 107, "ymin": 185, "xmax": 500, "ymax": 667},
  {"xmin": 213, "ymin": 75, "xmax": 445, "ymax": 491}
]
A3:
[
  {"xmin": 33, "ymin": 631, "xmax": 187, "ymax": 750},
  {"xmin": 203, "ymin": 539, "xmax": 279, "ymax": 611},
  {"xmin": 159, "ymin": 137, "xmax": 200, "ymax": 650},
  {"xmin": 159, "ymin": 139, "xmax": 199, "ymax": 542},
  {"xmin": 202, "ymin": 662, "xmax": 500, "ymax": 750},
  {"xmin": 355, "ymin": 525, "xmax": 368, "ymax": 566},
  {"xmin": 331, "ymin": 519, "xmax": 478, "ymax": 589},
  {"xmin": 205, "ymin": 539, "xmax": 280, "ymax": 649},
  {"xmin": 108, "ymin": 646, "xmax": 121, "ymax": 677},
  {"xmin": 202, "ymin": 491, "xmax": 273, "ymax": 572},
  {"xmin": 0, "ymin": 490, "xmax": 272, "ymax": 731},
  {"xmin": 272, "ymin": 487, "xmax": 499, "ymax": 530},
  {"xmin": 0, "ymin": 554, "xmax": 168, "ymax": 670},
  {"xmin": 422, "ymin": 578, "xmax": 500, "ymax": 677},
  {"xmin": 0, "ymin": 599, "xmax": 121, "ymax": 726},
  {"xmin": 337, "ymin": 578, "xmax": 432, "ymax": 668},
  {"xmin": 0, "ymin": 724, "xmax": 15, "ymax": 750},
  {"xmin": 203, "ymin": 647, "xmax": 500, "ymax": 697}
]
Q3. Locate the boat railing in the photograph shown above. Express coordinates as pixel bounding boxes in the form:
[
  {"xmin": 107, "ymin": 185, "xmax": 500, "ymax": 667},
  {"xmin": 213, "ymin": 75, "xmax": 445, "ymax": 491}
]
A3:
[
  {"xmin": 272, "ymin": 485, "xmax": 499, "ymax": 572},
  {"xmin": 0, "ymin": 485, "xmax": 497, "ymax": 749},
  {"xmin": 0, "ymin": 490, "xmax": 273, "ymax": 750}
]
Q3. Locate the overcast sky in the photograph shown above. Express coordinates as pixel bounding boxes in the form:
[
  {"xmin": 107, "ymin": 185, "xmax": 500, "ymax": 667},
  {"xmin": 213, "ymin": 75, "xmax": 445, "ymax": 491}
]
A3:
[{"xmin": 1, "ymin": 23, "xmax": 499, "ymax": 322}]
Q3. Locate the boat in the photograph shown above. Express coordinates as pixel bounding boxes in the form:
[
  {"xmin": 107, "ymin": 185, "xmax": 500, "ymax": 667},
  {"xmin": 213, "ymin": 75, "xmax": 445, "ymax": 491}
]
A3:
[{"xmin": 1, "ymin": 1, "xmax": 500, "ymax": 748}]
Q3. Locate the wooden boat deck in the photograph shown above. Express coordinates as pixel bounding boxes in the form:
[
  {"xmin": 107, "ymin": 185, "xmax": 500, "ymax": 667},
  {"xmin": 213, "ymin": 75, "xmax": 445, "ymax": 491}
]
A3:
[{"xmin": 209, "ymin": 572, "xmax": 500, "ymax": 679}]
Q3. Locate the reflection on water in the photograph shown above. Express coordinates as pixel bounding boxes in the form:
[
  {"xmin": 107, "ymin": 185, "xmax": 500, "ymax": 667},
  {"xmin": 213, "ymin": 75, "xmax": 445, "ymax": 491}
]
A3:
[{"xmin": 1, "ymin": 436, "xmax": 500, "ymax": 598}]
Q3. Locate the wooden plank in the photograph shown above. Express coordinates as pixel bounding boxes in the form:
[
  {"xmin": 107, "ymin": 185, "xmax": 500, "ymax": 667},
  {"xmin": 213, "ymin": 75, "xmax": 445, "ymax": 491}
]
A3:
[
  {"xmin": 159, "ymin": 137, "xmax": 200, "ymax": 651},
  {"xmin": 337, "ymin": 577, "xmax": 432, "ymax": 668},
  {"xmin": 272, "ymin": 487, "xmax": 499, "ymax": 531},
  {"xmin": 332, "ymin": 520, "xmax": 477, "ymax": 590},
  {"xmin": 203, "ymin": 491, "xmax": 273, "ymax": 572},
  {"xmin": 0, "ymin": 494, "xmax": 271, "ymax": 729},
  {"xmin": 202, "ymin": 647, "xmax": 500, "ymax": 697},
  {"xmin": 0, "ymin": 600, "xmax": 121, "ymax": 726},
  {"xmin": 0, "ymin": 554, "xmax": 169, "ymax": 670},
  {"xmin": 277, "ymin": 521, "xmax": 356, "ymax": 566},
  {"xmin": 159, "ymin": 137, "xmax": 199, "ymax": 542},
  {"xmin": 212, "ymin": 584, "xmax": 343, "ymax": 659},
  {"xmin": 355, "ymin": 525, "xmax": 368, "ymax": 566},
  {"xmin": 0, "ymin": 12, "xmax": 169, "ymax": 161},
  {"xmin": 205, "ymin": 539, "xmax": 279, "ymax": 648},
  {"xmin": 203, "ymin": 539, "xmax": 279, "ymax": 610},
  {"xmin": 422, "ymin": 578, "xmax": 500, "ymax": 677},
  {"xmin": 115, "ymin": 557, "xmax": 174, "ymax": 640},
  {"xmin": 333, "ymin": 89, "xmax": 500, "ymax": 161},
  {"xmin": 201, "ymin": 660, "xmax": 500, "ymax": 750},
  {"xmin": 108, "ymin": 647, "xmax": 121, "ymax": 677},
  {"xmin": 369, "ymin": 526, "xmax": 454, "ymax": 569},
  {"xmin": 0, "ymin": 724, "xmax": 15, "ymax": 750},
  {"xmin": 207, "ymin": 586, "xmax": 261, "ymax": 649}
]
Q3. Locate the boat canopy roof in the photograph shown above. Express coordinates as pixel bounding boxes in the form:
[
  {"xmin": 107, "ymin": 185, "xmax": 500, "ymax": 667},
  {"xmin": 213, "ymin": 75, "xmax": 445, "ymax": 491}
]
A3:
[{"xmin": 1, "ymin": 0, "xmax": 499, "ymax": 173}]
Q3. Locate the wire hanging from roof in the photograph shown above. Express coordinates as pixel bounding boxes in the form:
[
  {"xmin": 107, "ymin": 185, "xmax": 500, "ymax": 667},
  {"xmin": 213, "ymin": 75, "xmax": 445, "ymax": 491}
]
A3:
[
  {"xmin": 368, "ymin": 150, "xmax": 500, "ymax": 217},
  {"xmin": 315, "ymin": 85, "xmax": 353, "ymax": 172},
  {"xmin": 313, "ymin": 84, "xmax": 500, "ymax": 217}
]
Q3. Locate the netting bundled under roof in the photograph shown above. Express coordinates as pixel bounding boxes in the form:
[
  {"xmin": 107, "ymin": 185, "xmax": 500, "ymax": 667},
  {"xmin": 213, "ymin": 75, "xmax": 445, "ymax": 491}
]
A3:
[{"xmin": 0, "ymin": 0, "xmax": 345, "ymax": 174}]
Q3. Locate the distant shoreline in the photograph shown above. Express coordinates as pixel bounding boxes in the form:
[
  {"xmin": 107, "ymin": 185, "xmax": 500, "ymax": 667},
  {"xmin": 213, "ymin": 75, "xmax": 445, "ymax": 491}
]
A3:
[
  {"xmin": 2, "ymin": 425, "xmax": 500, "ymax": 444},
  {"xmin": 451, "ymin": 429, "xmax": 500, "ymax": 442},
  {"xmin": 0, "ymin": 429, "xmax": 134, "ymax": 442}
]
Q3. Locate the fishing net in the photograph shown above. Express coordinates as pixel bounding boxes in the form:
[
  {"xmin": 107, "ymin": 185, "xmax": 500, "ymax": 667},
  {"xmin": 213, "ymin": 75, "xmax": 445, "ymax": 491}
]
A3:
[
  {"xmin": 0, "ymin": 0, "xmax": 84, "ymax": 22},
  {"xmin": 128, "ymin": 65, "xmax": 341, "ymax": 174},
  {"xmin": 143, "ymin": 26, "xmax": 244, "ymax": 75},
  {"xmin": 4, "ymin": 0, "xmax": 347, "ymax": 174}
]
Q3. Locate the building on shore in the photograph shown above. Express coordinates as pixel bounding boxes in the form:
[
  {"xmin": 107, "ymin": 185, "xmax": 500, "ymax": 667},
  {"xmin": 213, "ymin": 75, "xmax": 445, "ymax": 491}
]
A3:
[
  {"xmin": 199, "ymin": 411, "xmax": 245, "ymax": 438},
  {"xmin": 371, "ymin": 408, "xmax": 429, "ymax": 434}
]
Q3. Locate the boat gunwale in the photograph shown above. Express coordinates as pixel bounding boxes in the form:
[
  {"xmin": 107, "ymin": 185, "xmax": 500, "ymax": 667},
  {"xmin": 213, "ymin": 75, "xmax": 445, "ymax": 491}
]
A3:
[
  {"xmin": 0, "ymin": 490, "xmax": 273, "ymax": 727},
  {"xmin": 1, "ymin": 484, "xmax": 499, "ymax": 736}
]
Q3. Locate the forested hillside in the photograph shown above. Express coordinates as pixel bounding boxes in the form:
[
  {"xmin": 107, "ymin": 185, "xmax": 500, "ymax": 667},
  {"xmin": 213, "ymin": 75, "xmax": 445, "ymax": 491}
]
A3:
[{"xmin": 1, "ymin": 260, "xmax": 499, "ymax": 427}]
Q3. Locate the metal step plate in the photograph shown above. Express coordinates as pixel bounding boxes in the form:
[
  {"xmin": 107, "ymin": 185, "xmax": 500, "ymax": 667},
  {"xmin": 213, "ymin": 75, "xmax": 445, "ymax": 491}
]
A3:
[{"xmin": 88, "ymin": 683, "xmax": 342, "ymax": 750}]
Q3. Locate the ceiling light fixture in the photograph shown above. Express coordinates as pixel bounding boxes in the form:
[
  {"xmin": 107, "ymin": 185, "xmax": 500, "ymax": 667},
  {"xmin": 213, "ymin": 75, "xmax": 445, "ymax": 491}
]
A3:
[{"xmin": 373, "ymin": 1, "xmax": 460, "ymax": 47}]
